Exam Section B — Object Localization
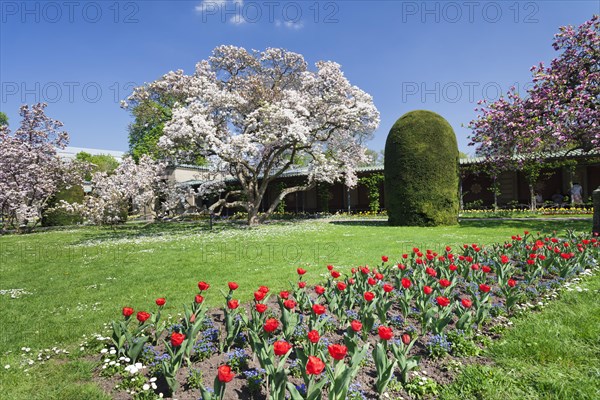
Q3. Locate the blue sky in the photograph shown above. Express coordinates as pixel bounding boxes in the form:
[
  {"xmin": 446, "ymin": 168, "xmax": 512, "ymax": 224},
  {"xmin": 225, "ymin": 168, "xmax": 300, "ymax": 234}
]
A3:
[{"xmin": 1, "ymin": 1, "xmax": 598, "ymax": 155}]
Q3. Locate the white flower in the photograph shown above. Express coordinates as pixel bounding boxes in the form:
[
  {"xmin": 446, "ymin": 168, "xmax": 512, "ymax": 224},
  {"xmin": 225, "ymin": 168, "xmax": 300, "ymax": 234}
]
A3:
[
  {"xmin": 100, "ymin": 349, "xmax": 108, "ymax": 354},
  {"xmin": 143, "ymin": 384, "xmax": 150, "ymax": 391},
  {"xmin": 109, "ymin": 349, "xmax": 116, "ymax": 355},
  {"xmin": 4, "ymin": 365, "xmax": 9, "ymax": 369}
]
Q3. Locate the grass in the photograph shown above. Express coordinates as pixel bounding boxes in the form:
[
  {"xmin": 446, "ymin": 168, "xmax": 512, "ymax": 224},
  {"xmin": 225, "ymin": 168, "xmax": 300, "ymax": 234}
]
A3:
[
  {"xmin": 440, "ymin": 271, "xmax": 600, "ymax": 400},
  {"xmin": 0, "ymin": 217, "xmax": 595, "ymax": 399}
]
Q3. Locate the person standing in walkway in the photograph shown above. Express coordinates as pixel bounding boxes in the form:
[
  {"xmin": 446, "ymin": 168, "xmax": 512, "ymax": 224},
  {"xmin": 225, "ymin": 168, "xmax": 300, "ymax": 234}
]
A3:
[{"xmin": 571, "ymin": 182, "xmax": 583, "ymax": 205}]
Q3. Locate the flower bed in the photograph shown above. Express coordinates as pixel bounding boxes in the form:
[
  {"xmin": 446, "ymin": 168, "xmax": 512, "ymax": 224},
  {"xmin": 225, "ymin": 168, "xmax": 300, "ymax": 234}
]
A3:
[{"xmin": 94, "ymin": 231, "xmax": 600, "ymax": 399}]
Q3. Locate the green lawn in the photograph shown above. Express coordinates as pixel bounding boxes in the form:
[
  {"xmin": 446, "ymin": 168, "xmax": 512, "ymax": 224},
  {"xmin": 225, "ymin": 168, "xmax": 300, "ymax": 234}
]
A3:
[
  {"xmin": 0, "ymin": 218, "xmax": 595, "ymax": 399},
  {"xmin": 440, "ymin": 270, "xmax": 600, "ymax": 400}
]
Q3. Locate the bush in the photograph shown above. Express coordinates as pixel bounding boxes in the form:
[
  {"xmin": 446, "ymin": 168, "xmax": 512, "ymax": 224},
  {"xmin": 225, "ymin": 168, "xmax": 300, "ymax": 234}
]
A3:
[
  {"xmin": 384, "ymin": 110, "xmax": 459, "ymax": 226},
  {"xmin": 42, "ymin": 185, "xmax": 85, "ymax": 226}
]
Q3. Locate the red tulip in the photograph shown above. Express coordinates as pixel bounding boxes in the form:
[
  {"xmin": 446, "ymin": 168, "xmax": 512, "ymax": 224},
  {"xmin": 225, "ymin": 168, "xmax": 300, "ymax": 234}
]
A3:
[
  {"xmin": 331, "ymin": 270, "xmax": 341, "ymax": 278},
  {"xmin": 350, "ymin": 320, "xmax": 362, "ymax": 332},
  {"xmin": 280, "ymin": 291, "xmax": 289, "ymax": 299},
  {"xmin": 383, "ymin": 283, "xmax": 394, "ymax": 293},
  {"xmin": 217, "ymin": 365, "xmax": 235, "ymax": 383},
  {"xmin": 436, "ymin": 296, "xmax": 450, "ymax": 307},
  {"xmin": 507, "ymin": 278, "xmax": 517, "ymax": 288},
  {"xmin": 298, "ymin": 281, "xmax": 307, "ymax": 289},
  {"xmin": 423, "ymin": 286, "xmax": 433, "ymax": 295},
  {"xmin": 254, "ymin": 291, "xmax": 266, "ymax": 301},
  {"xmin": 327, "ymin": 265, "xmax": 334, "ymax": 271},
  {"xmin": 155, "ymin": 298, "xmax": 166, "ymax": 306},
  {"xmin": 122, "ymin": 307, "xmax": 134, "ymax": 317},
  {"xmin": 381, "ymin": 255, "xmax": 389, "ymax": 262},
  {"xmin": 364, "ymin": 291, "xmax": 375, "ymax": 302},
  {"xmin": 258, "ymin": 285, "xmax": 269, "ymax": 293},
  {"xmin": 227, "ymin": 299, "xmax": 239, "ymax": 309},
  {"xmin": 264, "ymin": 318, "xmax": 279, "ymax": 332},
  {"xmin": 401, "ymin": 278, "xmax": 411, "ymax": 289},
  {"xmin": 479, "ymin": 284, "xmax": 491, "ymax": 293},
  {"xmin": 439, "ymin": 279, "xmax": 451, "ymax": 288},
  {"xmin": 297, "ymin": 268, "xmax": 307, "ymax": 275},
  {"xmin": 136, "ymin": 311, "xmax": 151, "ymax": 323},
  {"xmin": 315, "ymin": 285, "xmax": 325, "ymax": 295},
  {"xmin": 307, "ymin": 330, "xmax": 320, "ymax": 343},
  {"xmin": 401, "ymin": 334, "xmax": 411, "ymax": 345},
  {"xmin": 273, "ymin": 340, "xmax": 293, "ymax": 356},
  {"xmin": 283, "ymin": 299, "xmax": 296, "ymax": 310},
  {"xmin": 336, "ymin": 282, "xmax": 347, "ymax": 291},
  {"xmin": 312, "ymin": 304, "xmax": 326, "ymax": 315},
  {"xmin": 228, "ymin": 282, "xmax": 239, "ymax": 291},
  {"xmin": 378, "ymin": 326, "xmax": 393, "ymax": 341},
  {"xmin": 198, "ymin": 281, "xmax": 210, "ymax": 291},
  {"xmin": 461, "ymin": 298, "xmax": 472, "ymax": 308},
  {"xmin": 170, "ymin": 332, "xmax": 185, "ymax": 347},
  {"xmin": 195, "ymin": 294, "xmax": 204, "ymax": 304},
  {"xmin": 306, "ymin": 356, "xmax": 325, "ymax": 375},
  {"xmin": 328, "ymin": 344, "xmax": 348, "ymax": 360},
  {"xmin": 255, "ymin": 303, "xmax": 268, "ymax": 313}
]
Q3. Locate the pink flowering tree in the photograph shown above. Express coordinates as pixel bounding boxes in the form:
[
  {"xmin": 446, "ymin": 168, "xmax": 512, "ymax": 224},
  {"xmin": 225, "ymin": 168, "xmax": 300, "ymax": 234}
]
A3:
[
  {"xmin": 470, "ymin": 15, "xmax": 599, "ymax": 157},
  {"xmin": 0, "ymin": 103, "xmax": 83, "ymax": 231},
  {"xmin": 469, "ymin": 15, "xmax": 599, "ymax": 209},
  {"xmin": 125, "ymin": 46, "xmax": 380, "ymax": 225}
]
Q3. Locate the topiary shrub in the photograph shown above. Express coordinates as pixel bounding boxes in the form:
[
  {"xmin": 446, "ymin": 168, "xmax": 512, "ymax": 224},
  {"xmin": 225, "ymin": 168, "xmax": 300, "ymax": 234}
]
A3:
[{"xmin": 384, "ymin": 110, "xmax": 459, "ymax": 226}]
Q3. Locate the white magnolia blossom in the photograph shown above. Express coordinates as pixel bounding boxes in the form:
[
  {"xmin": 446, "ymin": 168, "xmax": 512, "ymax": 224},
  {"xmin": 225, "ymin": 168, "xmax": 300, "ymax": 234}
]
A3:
[
  {"xmin": 0, "ymin": 103, "xmax": 83, "ymax": 231},
  {"xmin": 128, "ymin": 46, "xmax": 380, "ymax": 224},
  {"xmin": 60, "ymin": 155, "xmax": 192, "ymax": 225}
]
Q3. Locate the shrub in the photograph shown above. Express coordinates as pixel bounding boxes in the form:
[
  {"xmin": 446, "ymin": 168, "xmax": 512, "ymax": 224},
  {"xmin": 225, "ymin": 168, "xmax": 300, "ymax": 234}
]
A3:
[
  {"xmin": 42, "ymin": 185, "xmax": 85, "ymax": 226},
  {"xmin": 384, "ymin": 110, "xmax": 459, "ymax": 226}
]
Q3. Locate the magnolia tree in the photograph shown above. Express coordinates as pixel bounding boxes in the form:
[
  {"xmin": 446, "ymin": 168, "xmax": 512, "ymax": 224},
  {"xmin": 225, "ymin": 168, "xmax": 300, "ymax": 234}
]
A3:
[
  {"xmin": 469, "ymin": 15, "xmax": 599, "ymax": 209},
  {"xmin": 0, "ymin": 103, "xmax": 83, "ymax": 231},
  {"xmin": 125, "ymin": 46, "xmax": 380, "ymax": 225},
  {"xmin": 60, "ymin": 155, "xmax": 193, "ymax": 225},
  {"xmin": 470, "ymin": 15, "xmax": 599, "ymax": 158}
]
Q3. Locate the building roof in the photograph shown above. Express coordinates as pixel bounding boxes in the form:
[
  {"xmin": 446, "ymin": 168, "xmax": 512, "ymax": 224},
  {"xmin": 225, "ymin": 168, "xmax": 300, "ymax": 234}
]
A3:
[
  {"xmin": 459, "ymin": 148, "xmax": 600, "ymax": 165},
  {"xmin": 175, "ymin": 150, "xmax": 600, "ymax": 187},
  {"xmin": 58, "ymin": 146, "xmax": 126, "ymax": 162}
]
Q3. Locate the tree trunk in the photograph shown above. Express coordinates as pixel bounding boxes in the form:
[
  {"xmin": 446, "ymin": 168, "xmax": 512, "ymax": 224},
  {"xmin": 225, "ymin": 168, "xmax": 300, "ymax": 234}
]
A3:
[
  {"xmin": 529, "ymin": 184, "xmax": 536, "ymax": 212},
  {"xmin": 247, "ymin": 206, "xmax": 260, "ymax": 226},
  {"xmin": 459, "ymin": 176, "xmax": 464, "ymax": 211}
]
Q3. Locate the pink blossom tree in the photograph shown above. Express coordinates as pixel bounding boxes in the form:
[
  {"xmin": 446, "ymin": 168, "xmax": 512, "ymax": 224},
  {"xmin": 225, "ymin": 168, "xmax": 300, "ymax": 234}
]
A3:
[
  {"xmin": 469, "ymin": 15, "xmax": 599, "ymax": 209},
  {"xmin": 126, "ymin": 46, "xmax": 380, "ymax": 225},
  {"xmin": 0, "ymin": 103, "xmax": 83, "ymax": 231}
]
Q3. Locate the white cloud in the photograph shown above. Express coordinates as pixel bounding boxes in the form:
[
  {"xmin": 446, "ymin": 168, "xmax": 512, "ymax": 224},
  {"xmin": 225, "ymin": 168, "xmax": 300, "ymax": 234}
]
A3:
[
  {"xmin": 275, "ymin": 19, "xmax": 304, "ymax": 30},
  {"xmin": 229, "ymin": 14, "xmax": 247, "ymax": 25},
  {"xmin": 196, "ymin": 0, "xmax": 246, "ymax": 26},
  {"xmin": 284, "ymin": 20, "xmax": 304, "ymax": 30},
  {"xmin": 195, "ymin": 0, "xmax": 225, "ymax": 13}
]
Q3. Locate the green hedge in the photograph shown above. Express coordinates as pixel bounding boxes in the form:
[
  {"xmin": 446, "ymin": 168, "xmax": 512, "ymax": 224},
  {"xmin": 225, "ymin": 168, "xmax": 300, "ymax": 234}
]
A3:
[
  {"xmin": 384, "ymin": 110, "xmax": 459, "ymax": 226},
  {"xmin": 42, "ymin": 186, "xmax": 85, "ymax": 227}
]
